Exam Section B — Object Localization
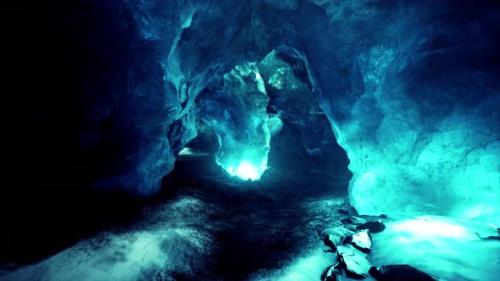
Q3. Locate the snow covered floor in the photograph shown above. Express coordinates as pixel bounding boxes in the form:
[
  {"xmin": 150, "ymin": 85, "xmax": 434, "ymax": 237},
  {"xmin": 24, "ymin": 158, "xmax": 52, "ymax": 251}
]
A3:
[
  {"xmin": 0, "ymin": 196, "xmax": 218, "ymax": 281},
  {"xmin": 0, "ymin": 155, "xmax": 349, "ymax": 281},
  {"xmin": 2, "ymin": 199, "xmax": 498, "ymax": 281},
  {"xmin": 0, "ymin": 195, "xmax": 348, "ymax": 281}
]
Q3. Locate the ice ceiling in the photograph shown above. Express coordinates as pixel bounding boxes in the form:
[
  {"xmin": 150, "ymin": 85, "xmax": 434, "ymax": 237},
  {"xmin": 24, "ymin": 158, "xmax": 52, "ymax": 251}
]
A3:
[{"xmin": 83, "ymin": 0, "xmax": 499, "ymax": 225}]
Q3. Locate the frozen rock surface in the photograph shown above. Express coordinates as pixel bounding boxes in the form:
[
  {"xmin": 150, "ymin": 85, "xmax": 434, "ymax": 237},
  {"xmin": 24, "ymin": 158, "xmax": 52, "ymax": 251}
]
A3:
[
  {"xmin": 322, "ymin": 264, "xmax": 340, "ymax": 281},
  {"xmin": 348, "ymin": 230, "xmax": 372, "ymax": 253},
  {"xmin": 1, "ymin": 197, "xmax": 217, "ymax": 281},
  {"xmin": 337, "ymin": 245, "xmax": 371, "ymax": 278},
  {"xmin": 322, "ymin": 226, "xmax": 355, "ymax": 248},
  {"xmin": 341, "ymin": 216, "xmax": 367, "ymax": 226}
]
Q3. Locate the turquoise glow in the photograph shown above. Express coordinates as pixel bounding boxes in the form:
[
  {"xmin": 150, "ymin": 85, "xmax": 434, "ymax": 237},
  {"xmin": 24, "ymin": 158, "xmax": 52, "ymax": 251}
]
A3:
[
  {"xmin": 218, "ymin": 116, "xmax": 283, "ymax": 181},
  {"xmin": 223, "ymin": 160, "xmax": 266, "ymax": 181}
]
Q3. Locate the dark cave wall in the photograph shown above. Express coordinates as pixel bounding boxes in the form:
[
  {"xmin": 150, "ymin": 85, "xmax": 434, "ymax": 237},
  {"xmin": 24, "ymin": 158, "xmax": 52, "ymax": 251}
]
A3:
[
  {"xmin": 1, "ymin": 0, "xmax": 196, "ymax": 197},
  {"xmin": 0, "ymin": 0, "xmax": 195, "ymax": 262}
]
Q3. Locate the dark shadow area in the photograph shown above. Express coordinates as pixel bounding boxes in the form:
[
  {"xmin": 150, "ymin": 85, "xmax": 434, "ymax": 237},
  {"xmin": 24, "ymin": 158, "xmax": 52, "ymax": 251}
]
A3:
[
  {"xmin": 0, "ymin": 0, "xmax": 144, "ymax": 266},
  {"xmin": 268, "ymin": 114, "xmax": 352, "ymax": 188}
]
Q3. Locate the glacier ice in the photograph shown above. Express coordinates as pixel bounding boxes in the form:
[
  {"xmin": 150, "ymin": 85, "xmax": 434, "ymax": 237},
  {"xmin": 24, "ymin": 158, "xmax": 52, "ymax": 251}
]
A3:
[
  {"xmin": 321, "ymin": 32, "xmax": 500, "ymax": 225},
  {"xmin": 5, "ymin": 1, "xmax": 500, "ymax": 281}
]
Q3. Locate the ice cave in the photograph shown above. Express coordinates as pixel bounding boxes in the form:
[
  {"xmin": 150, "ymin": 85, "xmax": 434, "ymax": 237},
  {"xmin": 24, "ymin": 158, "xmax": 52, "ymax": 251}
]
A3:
[{"xmin": 1, "ymin": 1, "xmax": 499, "ymax": 281}]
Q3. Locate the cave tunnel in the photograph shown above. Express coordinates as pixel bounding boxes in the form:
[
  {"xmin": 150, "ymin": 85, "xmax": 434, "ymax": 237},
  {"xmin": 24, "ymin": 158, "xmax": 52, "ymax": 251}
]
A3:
[{"xmin": 1, "ymin": 1, "xmax": 499, "ymax": 281}]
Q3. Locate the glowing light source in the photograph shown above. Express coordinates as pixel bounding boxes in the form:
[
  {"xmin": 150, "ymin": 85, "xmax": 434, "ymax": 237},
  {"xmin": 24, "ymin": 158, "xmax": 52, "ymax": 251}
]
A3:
[
  {"xmin": 227, "ymin": 161, "xmax": 263, "ymax": 181},
  {"xmin": 391, "ymin": 216, "xmax": 468, "ymax": 239},
  {"xmin": 200, "ymin": 61, "xmax": 280, "ymax": 182}
]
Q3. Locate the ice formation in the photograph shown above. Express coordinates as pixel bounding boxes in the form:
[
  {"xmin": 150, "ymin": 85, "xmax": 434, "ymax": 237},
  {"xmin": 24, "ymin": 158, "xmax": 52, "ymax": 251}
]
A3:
[{"xmin": 198, "ymin": 62, "xmax": 276, "ymax": 181}]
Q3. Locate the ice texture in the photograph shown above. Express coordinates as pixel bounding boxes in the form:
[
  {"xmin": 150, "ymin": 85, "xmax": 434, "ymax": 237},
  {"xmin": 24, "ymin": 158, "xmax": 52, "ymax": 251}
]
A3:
[{"xmin": 305, "ymin": 5, "xmax": 500, "ymax": 224}]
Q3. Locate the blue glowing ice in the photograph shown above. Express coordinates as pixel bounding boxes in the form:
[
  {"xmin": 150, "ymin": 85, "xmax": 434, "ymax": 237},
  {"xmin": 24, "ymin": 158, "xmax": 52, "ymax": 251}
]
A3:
[{"xmin": 198, "ymin": 62, "xmax": 278, "ymax": 181}]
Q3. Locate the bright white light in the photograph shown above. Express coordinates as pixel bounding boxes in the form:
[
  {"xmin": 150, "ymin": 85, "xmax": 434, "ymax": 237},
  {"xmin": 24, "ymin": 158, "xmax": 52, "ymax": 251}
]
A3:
[
  {"xmin": 225, "ymin": 161, "xmax": 264, "ymax": 181},
  {"xmin": 233, "ymin": 162, "xmax": 261, "ymax": 181},
  {"xmin": 391, "ymin": 216, "xmax": 467, "ymax": 238},
  {"xmin": 371, "ymin": 216, "xmax": 499, "ymax": 281},
  {"xmin": 217, "ymin": 153, "xmax": 268, "ymax": 181}
]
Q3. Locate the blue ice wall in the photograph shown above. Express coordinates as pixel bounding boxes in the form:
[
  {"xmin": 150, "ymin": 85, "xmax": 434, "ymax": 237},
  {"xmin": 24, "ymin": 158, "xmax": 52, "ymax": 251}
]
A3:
[{"xmin": 296, "ymin": 1, "xmax": 500, "ymax": 224}]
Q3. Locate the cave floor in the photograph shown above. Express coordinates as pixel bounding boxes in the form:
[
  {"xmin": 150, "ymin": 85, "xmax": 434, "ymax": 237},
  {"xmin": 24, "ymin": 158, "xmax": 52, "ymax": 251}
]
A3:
[
  {"xmin": 161, "ymin": 153, "xmax": 350, "ymax": 280},
  {"xmin": 1, "ymin": 153, "xmax": 351, "ymax": 281},
  {"xmin": 2, "ymin": 154, "xmax": 498, "ymax": 281}
]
